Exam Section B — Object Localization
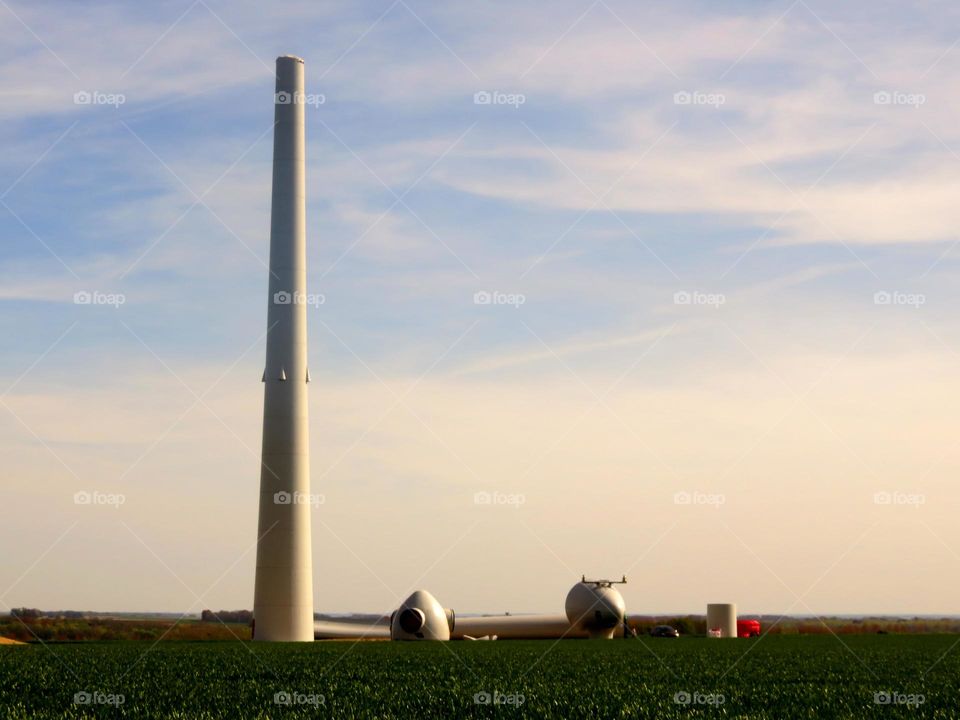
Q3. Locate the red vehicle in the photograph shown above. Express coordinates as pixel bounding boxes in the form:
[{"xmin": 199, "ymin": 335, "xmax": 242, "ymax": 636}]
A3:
[{"xmin": 737, "ymin": 619, "xmax": 761, "ymax": 637}]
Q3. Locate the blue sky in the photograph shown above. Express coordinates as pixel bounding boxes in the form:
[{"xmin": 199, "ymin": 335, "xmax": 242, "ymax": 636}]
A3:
[{"xmin": 4, "ymin": 0, "xmax": 960, "ymax": 615}]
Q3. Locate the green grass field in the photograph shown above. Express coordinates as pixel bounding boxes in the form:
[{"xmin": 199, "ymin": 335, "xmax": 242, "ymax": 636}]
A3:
[{"xmin": 1, "ymin": 635, "xmax": 957, "ymax": 718}]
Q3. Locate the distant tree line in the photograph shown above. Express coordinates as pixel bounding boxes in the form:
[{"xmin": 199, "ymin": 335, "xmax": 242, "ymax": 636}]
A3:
[
  {"xmin": 10, "ymin": 608, "xmax": 93, "ymax": 619},
  {"xmin": 200, "ymin": 610, "xmax": 253, "ymax": 624},
  {"xmin": 9, "ymin": 608, "xmax": 43, "ymax": 619}
]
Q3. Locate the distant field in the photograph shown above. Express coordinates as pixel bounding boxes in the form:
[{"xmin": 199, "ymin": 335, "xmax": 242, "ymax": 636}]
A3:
[{"xmin": 2, "ymin": 635, "xmax": 958, "ymax": 718}]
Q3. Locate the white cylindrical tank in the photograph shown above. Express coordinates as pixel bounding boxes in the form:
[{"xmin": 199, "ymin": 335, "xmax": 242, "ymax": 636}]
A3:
[
  {"xmin": 252, "ymin": 55, "xmax": 314, "ymax": 642},
  {"xmin": 565, "ymin": 582, "xmax": 626, "ymax": 639},
  {"xmin": 706, "ymin": 603, "xmax": 737, "ymax": 638}
]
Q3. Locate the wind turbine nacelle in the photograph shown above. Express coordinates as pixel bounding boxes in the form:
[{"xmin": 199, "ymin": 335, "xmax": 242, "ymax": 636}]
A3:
[
  {"xmin": 390, "ymin": 590, "xmax": 454, "ymax": 641},
  {"xmin": 564, "ymin": 582, "xmax": 626, "ymax": 639}
]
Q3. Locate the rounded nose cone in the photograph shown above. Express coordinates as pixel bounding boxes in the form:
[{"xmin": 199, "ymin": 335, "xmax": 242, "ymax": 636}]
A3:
[
  {"xmin": 565, "ymin": 583, "xmax": 626, "ymax": 639},
  {"xmin": 391, "ymin": 590, "xmax": 452, "ymax": 641}
]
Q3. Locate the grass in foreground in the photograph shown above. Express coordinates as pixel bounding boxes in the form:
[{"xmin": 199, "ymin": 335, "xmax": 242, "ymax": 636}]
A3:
[{"xmin": 1, "ymin": 635, "xmax": 957, "ymax": 718}]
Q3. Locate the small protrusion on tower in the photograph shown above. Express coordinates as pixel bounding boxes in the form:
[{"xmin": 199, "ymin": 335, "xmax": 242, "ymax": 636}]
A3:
[
  {"xmin": 279, "ymin": 368, "xmax": 287, "ymax": 381},
  {"xmin": 261, "ymin": 370, "xmax": 266, "ymax": 382},
  {"xmin": 306, "ymin": 368, "xmax": 311, "ymax": 383}
]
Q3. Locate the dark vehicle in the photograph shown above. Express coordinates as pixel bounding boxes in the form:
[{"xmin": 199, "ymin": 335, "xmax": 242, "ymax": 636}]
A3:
[{"xmin": 650, "ymin": 625, "xmax": 680, "ymax": 638}]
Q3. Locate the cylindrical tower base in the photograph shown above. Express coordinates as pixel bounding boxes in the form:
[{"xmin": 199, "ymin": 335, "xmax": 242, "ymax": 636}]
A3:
[{"xmin": 706, "ymin": 603, "xmax": 737, "ymax": 638}]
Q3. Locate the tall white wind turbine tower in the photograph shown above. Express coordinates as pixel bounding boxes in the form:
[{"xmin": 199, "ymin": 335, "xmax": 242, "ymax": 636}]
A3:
[{"xmin": 253, "ymin": 55, "xmax": 314, "ymax": 642}]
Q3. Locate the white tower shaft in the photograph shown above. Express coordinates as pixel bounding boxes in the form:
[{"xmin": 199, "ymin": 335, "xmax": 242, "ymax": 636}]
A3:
[{"xmin": 253, "ymin": 55, "xmax": 314, "ymax": 642}]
